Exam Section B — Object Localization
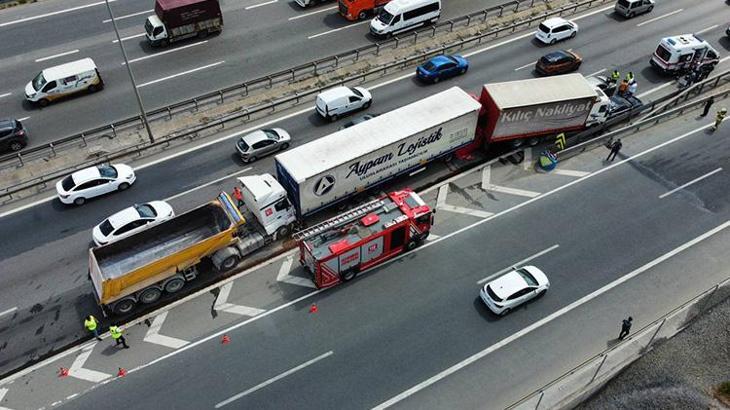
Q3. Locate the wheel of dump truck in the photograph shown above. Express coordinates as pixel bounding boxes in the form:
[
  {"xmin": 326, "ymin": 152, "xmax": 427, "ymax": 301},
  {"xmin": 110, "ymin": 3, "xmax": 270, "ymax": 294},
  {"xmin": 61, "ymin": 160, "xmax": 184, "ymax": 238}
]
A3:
[
  {"xmin": 164, "ymin": 277, "xmax": 185, "ymax": 294},
  {"xmin": 113, "ymin": 298, "xmax": 136, "ymax": 315},
  {"xmin": 139, "ymin": 287, "xmax": 162, "ymax": 304},
  {"xmin": 221, "ymin": 255, "xmax": 240, "ymax": 271}
]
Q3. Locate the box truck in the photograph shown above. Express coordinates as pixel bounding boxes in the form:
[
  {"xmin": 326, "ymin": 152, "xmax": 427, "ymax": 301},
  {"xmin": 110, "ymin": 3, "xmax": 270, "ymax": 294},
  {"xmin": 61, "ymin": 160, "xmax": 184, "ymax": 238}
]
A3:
[{"xmin": 144, "ymin": 0, "xmax": 223, "ymax": 47}]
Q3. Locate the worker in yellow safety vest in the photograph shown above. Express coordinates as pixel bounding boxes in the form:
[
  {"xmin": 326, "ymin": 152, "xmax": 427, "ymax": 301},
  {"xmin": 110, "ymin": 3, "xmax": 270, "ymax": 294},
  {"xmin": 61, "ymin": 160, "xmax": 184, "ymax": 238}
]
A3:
[
  {"xmin": 84, "ymin": 315, "xmax": 102, "ymax": 341},
  {"xmin": 713, "ymin": 108, "xmax": 727, "ymax": 131},
  {"xmin": 109, "ymin": 325, "xmax": 129, "ymax": 349}
]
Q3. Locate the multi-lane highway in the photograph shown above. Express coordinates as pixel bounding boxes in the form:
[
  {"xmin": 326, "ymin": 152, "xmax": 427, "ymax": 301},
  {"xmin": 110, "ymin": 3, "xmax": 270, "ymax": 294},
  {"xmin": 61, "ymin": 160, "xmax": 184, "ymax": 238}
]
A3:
[
  {"xmin": 0, "ymin": 0, "xmax": 509, "ymax": 145},
  {"xmin": 0, "ymin": 0, "xmax": 727, "ymax": 378}
]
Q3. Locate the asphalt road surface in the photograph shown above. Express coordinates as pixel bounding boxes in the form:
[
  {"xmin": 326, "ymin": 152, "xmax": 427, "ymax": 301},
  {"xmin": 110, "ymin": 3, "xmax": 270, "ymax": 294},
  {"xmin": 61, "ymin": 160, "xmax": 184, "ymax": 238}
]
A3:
[{"xmin": 0, "ymin": 0, "xmax": 727, "ymax": 382}]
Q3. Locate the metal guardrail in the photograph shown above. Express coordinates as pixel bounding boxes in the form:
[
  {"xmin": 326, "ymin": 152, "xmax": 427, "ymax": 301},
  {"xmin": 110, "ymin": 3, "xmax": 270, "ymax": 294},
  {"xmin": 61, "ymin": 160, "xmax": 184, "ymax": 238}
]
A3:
[{"xmin": 0, "ymin": 0, "xmax": 613, "ymax": 201}]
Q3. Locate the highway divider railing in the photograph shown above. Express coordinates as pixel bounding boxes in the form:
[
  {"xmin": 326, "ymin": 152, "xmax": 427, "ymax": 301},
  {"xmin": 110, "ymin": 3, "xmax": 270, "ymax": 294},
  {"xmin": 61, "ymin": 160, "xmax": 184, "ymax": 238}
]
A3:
[
  {"xmin": 507, "ymin": 276, "xmax": 730, "ymax": 410},
  {"xmin": 0, "ymin": 0, "xmax": 613, "ymax": 202}
]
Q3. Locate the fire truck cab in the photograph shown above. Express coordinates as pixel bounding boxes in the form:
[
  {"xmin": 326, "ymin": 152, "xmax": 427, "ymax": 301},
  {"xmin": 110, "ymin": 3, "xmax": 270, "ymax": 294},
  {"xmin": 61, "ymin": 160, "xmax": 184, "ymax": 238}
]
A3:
[{"xmin": 297, "ymin": 189, "xmax": 433, "ymax": 288}]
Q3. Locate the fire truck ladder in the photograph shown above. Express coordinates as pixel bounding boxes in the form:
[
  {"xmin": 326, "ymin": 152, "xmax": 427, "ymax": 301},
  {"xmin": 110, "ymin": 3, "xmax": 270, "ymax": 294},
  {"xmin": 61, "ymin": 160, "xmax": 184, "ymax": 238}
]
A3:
[{"xmin": 292, "ymin": 199, "xmax": 386, "ymax": 242}]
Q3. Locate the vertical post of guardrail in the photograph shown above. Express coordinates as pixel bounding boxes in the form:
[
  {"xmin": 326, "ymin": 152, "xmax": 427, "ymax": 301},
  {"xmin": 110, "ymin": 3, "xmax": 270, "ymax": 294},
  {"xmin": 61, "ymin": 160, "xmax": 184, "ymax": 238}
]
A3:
[
  {"xmin": 81, "ymin": 133, "xmax": 87, "ymax": 147},
  {"xmin": 334, "ymin": 56, "xmax": 339, "ymax": 68},
  {"xmin": 513, "ymin": 2, "xmax": 519, "ymax": 12},
  {"xmin": 498, "ymin": 6, "xmax": 504, "ymax": 16},
  {"xmin": 449, "ymin": 21, "xmax": 454, "ymax": 32},
  {"xmin": 313, "ymin": 61, "xmax": 318, "ymax": 75},
  {"xmin": 693, "ymin": 284, "xmax": 720, "ymax": 321},
  {"xmin": 111, "ymin": 124, "xmax": 117, "ymax": 139},
  {"xmin": 193, "ymin": 99, "xmax": 198, "ymax": 111},
  {"xmin": 49, "ymin": 143, "xmax": 55, "ymax": 156},
  {"xmin": 483, "ymin": 10, "xmax": 488, "ymax": 22},
  {"xmin": 413, "ymin": 31, "xmax": 418, "ymax": 44},
  {"xmin": 376, "ymin": 43, "xmax": 381, "ymax": 55},
  {"xmin": 589, "ymin": 354, "xmax": 608, "ymax": 383},
  {"xmin": 466, "ymin": 15, "xmax": 471, "ymax": 26},
  {"xmin": 267, "ymin": 76, "xmax": 273, "ymax": 88},
  {"xmin": 394, "ymin": 37, "xmax": 399, "ymax": 48},
  {"xmin": 243, "ymin": 84, "xmax": 248, "ymax": 97},
  {"xmin": 355, "ymin": 49, "xmax": 360, "ymax": 61},
  {"xmin": 290, "ymin": 68, "xmax": 295, "ymax": 82},
  {"xmin": 646, "ymin": 318, "xmax": 666, "ymax": 347},
  {"xmin": 431, "ymin": 26, "xmax": 437, "ymax": 37},
  {"xmin": 534, "ymin": 390, "xmax": 544, "ymax": 410},
  {"xmin": 167, "ymin": 107, "xmax": 172, "ymax": 119},
  {"xmin": 530, "ymin": 0, "xmax": 535, "ymax": 6},
  {"xmin": 219, "ymin": 90, "xmax": 224, "ymax": 104},
  {"xmin": 15, "ymin": 152, "xmax": 23, "ymax": 167}
]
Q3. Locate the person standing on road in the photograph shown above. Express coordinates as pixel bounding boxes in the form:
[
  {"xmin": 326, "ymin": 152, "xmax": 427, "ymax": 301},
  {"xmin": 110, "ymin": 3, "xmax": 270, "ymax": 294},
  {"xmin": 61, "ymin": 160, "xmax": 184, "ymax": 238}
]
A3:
[
  {"xmin": 618, "ymin": 80, "xmax": 629, "ymax": 97},
  {"xmin": 618, "ymin": 316, "xmax": 633, "ymax": 340},
  {"xmin": 232, "ymin": 186, "xmax": 244, "ymax": 209},
  {"xmin": 701, "ymin": 96, "xmax": 715, "ymax": 117},
  {"xmin": 606, "ymin": 139, "xmax": 622, "ymax": 162},
  {"xmin": 109, "ymin": 325, "xmax": 129, "ymax": 349},
  {"xmin": 713, "ymin": 108, "xmax": 727, "ymax": 131},
  {"xmin": 84, "ymin": 315, "xmax": 102, "ymax": 341},
  {"xmin": 627, "ymin": 79, "xmax": 637, "ymax": 96},
  {"xmin": 625, "ymin": 72, "xmax": 634, "ymax": 83},
  {"xmin": 611, "ymin": 70, "xmax": 620, "ymax": 85}
]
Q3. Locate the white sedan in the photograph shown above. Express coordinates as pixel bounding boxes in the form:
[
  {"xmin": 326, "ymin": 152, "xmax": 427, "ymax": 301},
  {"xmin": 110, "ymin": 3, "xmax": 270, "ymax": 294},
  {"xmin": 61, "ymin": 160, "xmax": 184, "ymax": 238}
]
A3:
[
  {"xmin": 92, "ymin": 201, "xmax": 174, "ymax": 246},
  {"xmin": 56, "ymin": 164, "xmax": 136, "ymax": 205},
  {"xmin": 534, "ymin": 17, "xmax": 578, "ymax": 45},
  {"xmin": 479, "ymin": 266, "xmax": 550, "ymax": 316}
]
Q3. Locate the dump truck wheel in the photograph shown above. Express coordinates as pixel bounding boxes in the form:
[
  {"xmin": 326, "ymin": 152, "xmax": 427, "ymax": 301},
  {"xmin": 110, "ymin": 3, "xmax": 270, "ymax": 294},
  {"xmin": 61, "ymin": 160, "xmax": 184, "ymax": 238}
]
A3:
[
  {"xmin": 139, "ymin": 287, "xmax": 162, "ymax": 304},
  {"xmin": 164, "ymin": 277, "xmax": 185, "ymax": 294},
  {"xmin": 221, "ymin": 255, "xmax": 240, "ymax": 271},
  {"xmin": 113, "ymin": 298, "xmax": 136, "ymax": 315}
]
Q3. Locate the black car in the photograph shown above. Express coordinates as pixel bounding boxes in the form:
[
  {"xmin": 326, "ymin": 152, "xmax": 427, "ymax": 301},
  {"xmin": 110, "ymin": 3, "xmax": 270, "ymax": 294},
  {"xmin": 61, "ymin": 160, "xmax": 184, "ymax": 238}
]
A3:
[
  {"xmin": 608, "ymin": 95, "xmax": 643, "ymax": 118},
  {"xmin": 339, "ymin": 113, "xmax": 381, "ymax": 130},
  {"xmin": 0, "ymin": 119, "xmax": 28, "ymax": 153}
]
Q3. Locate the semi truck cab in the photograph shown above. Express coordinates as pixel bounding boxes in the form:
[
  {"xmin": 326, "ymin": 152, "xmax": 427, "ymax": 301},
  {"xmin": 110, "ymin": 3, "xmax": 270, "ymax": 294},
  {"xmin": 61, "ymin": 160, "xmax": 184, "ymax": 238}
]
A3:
[
  {"xmin": 145, "ymin": 15, "xmax": 168, "ymax": 45},
  {"xmin": 238, "ymin": 174, "xmax": 297, "ymax": 238},
  {"xmin": 586, "ymin": 87, "xmax": 611, "ymax": 127}
]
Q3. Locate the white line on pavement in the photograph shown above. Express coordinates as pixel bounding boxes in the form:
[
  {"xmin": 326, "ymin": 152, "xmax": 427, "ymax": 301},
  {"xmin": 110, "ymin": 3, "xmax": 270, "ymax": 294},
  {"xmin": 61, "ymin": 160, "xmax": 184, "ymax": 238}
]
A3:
[
  {"xmin": 112, "ymin": 32, "xmax": 146, "ymax": 43},
  {"xmin": 289, "ymin": 5, "xmax": 337, "ymax": 20},
  {"xmin": 587, "ymin": 68, "xmax": 606, "ymax": 77},
  {"xmin": 478, "ymin": 245, "xmax": 560, "ymax": 284},
  {"xmin": 214, "ymin": 282, "xmax": 267, "ymax": 316},
  {"xmin": 277, "ymin": 255, "xmax": 317, "ymax": 288},
  {"xmin": 17, "ymin": 116, "xmax": 30, "ymax": 122},
  {"xmin": 124, "ymin": 41, "xmax": 208, "ymax": 65},
  {"xmin": 69, "ymin": 344, "xmax": 112, "ymax": 383},
  {"xmin": 0, "ymin": 93, "xmax": 11, "ymax": 99},
  {"xmin": 103, "ymin": 9, "xmax": 152, "ymax": 23},
  {"xmin": 137, "ymin": 61, "xmax": 224, "ymax": 88},
  {"xmin": 376, "ymin": 220, "xmax": 730, "ymax": 409},
  {"xmin": 695, "ymin": 24, "xmax": 718, "ymax": 35},
  {"xmin": 215, "ymin": 351, "xmax": 334, "ymax": 408},
  {"xmin": 636, "ymin": 9, "xmax": 683, "ymax": 27},
  {"xmin": 246, "ymin": 0, "xmax": 277, "ymax": 9},
  {"xmin": 436, "ymin": 184, "xmax": 448, "ymax": 207},
  {"xmin": 514, "ymin": 61, "xmax": 535, "ymax": 71},
  {"xmin": 636, "ymin": 81, "xmax": 673, "ymax": 98},
  {"xmin": 35, "ymin": 49, "xmax": 79, "ymax": 63},
  {"xmin": 0, "ymin": 307, "xmax": 17, "ymax": 318},
  {"xmin": 0, "ymin": 387, "xmax": 11, "ymax": 410},
  {"xmin": 143, "ymin": 311, "xmax": 190, "ymax": 349},
  {"xmin": 553, "ymin": 168, "xmax": 590, "ymax": 178},
  {"xmin": 485, "ymin": 184, "xmax": 540, "ymax": 198},
  {"xmin": 0, "ymin": 0, "xmax": 117, "ymax": 28},
  {"xmin": 659, "ymin": 167, "xmax": 722, "ymax": 199},
  {"xmin": 164, "ymin": 167, "xmax": 251, "ymax": 202},
  {"xmin": 308, "ymin": 21, "xmax": 369, "ymax": 39}
]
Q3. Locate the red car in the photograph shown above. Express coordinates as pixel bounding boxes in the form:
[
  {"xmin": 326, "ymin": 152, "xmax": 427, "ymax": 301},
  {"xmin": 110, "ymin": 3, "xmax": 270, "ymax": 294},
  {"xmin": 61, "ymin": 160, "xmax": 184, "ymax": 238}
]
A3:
[{"xmin": 535, "ymin": 50, "xmax": 582, "ymax": 76}]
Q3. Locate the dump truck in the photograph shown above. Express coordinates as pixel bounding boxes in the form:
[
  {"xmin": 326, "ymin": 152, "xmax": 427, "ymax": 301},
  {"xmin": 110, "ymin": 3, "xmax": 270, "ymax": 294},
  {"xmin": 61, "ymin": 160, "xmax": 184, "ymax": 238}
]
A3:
[{"xmin": 144, "ymin": 0, "xmax": 223, "ymax": 47}]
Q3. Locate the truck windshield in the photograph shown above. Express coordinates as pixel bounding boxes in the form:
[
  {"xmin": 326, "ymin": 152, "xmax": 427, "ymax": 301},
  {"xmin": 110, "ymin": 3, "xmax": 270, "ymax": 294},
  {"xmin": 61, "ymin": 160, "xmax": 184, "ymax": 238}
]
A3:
[
  {"xmin": 32, "ymin": 72, "xmax": 46, "ymax": 91},
  {"xmin": 377, "ymin": 10, "xmax": 394, "ymax": 25},
  {"xmin": 144, "ymin": 19, "xmax": 154, "ymax": 36}
]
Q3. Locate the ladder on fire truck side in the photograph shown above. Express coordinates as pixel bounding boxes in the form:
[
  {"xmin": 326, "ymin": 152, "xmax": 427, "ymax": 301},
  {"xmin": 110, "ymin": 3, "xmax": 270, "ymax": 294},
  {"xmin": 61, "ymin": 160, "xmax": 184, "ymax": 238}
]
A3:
[{"xmin": 292, "ymin": 199, "xmax": 386, "ymax": 242}]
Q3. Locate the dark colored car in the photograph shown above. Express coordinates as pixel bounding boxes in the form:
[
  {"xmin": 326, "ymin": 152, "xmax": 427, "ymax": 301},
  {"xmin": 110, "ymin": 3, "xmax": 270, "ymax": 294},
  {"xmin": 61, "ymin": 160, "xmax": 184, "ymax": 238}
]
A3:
[
  {"xmin": 0, "ymin": 119, "xmax": 28, "ymax": 153},
  {"xmin": 586, "ymin": 75, "xmax": 617, "ymax": 97},
  {"xmin": 339, "ymin": 113, "xmax": 381, "ymax": 130},
  {"xmin": 608, "ymin": 95, "xmax": 643, "ymax": 118},
  {"xmin": 535, "ymin": 50, "xmax": 582, "ymax": 76},
  {"xmin": 416, "ymin": 54, "xmax": 469, "ymax": 83}
]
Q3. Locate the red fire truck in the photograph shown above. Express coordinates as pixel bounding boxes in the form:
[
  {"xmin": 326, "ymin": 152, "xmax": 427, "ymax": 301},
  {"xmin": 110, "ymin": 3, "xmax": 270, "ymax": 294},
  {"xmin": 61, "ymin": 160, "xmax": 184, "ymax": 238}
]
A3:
[{"xmin": 296, "ymin": 189, "xmax": 433, "ymax": 288}]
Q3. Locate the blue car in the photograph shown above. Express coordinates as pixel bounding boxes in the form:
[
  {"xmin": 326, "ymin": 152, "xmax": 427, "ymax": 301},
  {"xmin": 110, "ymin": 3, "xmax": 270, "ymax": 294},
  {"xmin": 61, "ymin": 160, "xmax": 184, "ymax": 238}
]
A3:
[{"xmin": 416, "ymin": 55, "xmax": 469, "ymax": 83}]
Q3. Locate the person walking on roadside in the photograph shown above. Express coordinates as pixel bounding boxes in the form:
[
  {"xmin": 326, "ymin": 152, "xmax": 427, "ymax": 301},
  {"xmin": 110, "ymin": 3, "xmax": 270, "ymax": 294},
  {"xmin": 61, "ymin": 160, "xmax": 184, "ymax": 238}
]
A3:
[
  {"xmin": 618, "ymin": 316, "xmax": 633, "ymax": 340},
  {"xmin": 701, "ymin": 96, "xmax": 715, "ymax": 117},
  {"xmin": 713, "ymin": 108, "xmax": 727, "ymax": 131},
  {"xmin": 232, "ymin": 186, "xmax": 244, "ymax": 209},
  {"xmin": 109, "ymin": 325, "xmax": 129, "ymax": 349},
  {"xmin": 84, "ymin": 315, "xmax": 102, "ymax": 341},
  {"xmin": 606, "ymin": 138, "xmax": 622, "ymax": 162}
]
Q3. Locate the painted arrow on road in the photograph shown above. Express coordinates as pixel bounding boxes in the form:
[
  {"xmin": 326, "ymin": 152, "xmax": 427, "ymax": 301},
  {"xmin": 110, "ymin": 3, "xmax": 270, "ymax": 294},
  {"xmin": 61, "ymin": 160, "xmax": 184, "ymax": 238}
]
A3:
[
  {"xmin": 0, "ymin": 388, "xmax": 14, "ymax": 410},
  {"xmin": 68, "ymin": 344, "xmax": 111, "ymax": 383},
  {"xmin": 144, "ymin": 311, "xmax": 189, "ymax": 349},
  {"xmin": 213, "ymin": 283, "xmax": 266, "ymax": 317},
  {"xmin": 277, "ymin": 255, "xmax": 316, "ymax": 288}
]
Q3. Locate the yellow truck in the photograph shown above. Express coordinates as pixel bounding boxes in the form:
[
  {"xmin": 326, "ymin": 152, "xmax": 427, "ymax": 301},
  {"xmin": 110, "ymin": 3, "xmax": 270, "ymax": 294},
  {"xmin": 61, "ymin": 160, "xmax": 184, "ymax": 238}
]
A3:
[{"xmin": 89, "ymin": 192, "xmax": 274, "ymax": 315}]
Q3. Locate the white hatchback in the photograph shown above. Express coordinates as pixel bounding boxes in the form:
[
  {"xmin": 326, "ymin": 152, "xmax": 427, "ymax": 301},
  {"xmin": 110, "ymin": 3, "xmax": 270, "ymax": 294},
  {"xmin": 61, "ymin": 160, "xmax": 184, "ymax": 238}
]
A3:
[
  {"xmin": 535, "ymin": 17, "xmax": 578, "ymax": 45},
  {"xmin": 315, "ymin": 86, "xmax": 372, "ymax": 121},
  {"xmin": 56, "ymin": 164, "xmax": 136, "ymax": 205},
  {"xmin": 479, "ymin": 266, "xmax": 550, "ymax": 316},
  {"xmin": 92, "ymin": 201, "xmax": 174, "ymax": 246}
]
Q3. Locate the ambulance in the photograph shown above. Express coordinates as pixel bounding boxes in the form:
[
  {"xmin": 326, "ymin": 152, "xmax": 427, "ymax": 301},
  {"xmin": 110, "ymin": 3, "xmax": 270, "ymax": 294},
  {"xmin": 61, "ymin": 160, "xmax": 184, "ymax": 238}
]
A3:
[{"xmin": 650, "ymin": 34, "xmax": 719, "ymax": 75}]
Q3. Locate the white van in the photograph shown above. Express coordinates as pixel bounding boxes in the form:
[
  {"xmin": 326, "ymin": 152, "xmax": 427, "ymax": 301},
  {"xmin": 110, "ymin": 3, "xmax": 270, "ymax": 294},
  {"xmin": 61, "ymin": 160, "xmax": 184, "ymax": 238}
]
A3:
[
  {"xmin": 370, "ymin": 0, "xmax": 440, "ymax": 38},
  {"xmin": 650, "ymin": 34, "xmax": 720, "ymax": 75},
  {"xmin": 315, "ymin": 86, "xmax": 373, "ymax": 121},
  {"xmin": 25, "ymin": 58, "xmax": 103, "ymax": 107}
]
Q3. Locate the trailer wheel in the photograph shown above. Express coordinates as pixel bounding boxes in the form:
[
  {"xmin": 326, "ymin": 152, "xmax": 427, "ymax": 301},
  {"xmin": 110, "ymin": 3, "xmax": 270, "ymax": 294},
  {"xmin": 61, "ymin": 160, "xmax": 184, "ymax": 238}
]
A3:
[
  {"xmin": 112, "ymin": 298, "xmax": 136, "ymax": 315},
  {"xmin": 341, "ymin": 268, "xmax": 357, "ymax": 282},
  {"xmin": 139, "ymin": 287, "xmax": 162, "ymax": 304},
  {"xmin": 164, "ymin": 276, "xmax": 185, "ymax": 294},
  {"xmin": 220, "ymin": 255, "xmax": 240, "ymax": 271}
]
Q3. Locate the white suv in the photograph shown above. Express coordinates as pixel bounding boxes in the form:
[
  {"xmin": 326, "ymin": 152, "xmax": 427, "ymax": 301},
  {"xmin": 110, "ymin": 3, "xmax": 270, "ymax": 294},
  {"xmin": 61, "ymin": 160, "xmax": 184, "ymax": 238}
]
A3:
[
  {"xmin": 315, "ymin": 86, "xmax": 372, "ymax": 121},
  {"xmin": 535, "ymin": 17, "xmax": 578, "ymax": 45}
]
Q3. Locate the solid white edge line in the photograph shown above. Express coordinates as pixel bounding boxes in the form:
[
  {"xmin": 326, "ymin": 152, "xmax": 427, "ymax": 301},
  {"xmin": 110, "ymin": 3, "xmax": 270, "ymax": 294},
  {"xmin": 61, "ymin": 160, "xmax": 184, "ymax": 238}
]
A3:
[
  {"xmin": 102, "ymin": 9, "xmax": 152, "ymax": 23},
  {"xmin": 374, "ymin": 220, "xmax": 730, "ymax": 409},
  {"xmin": 245, "ymin": 0, "xmax": 277, "ymax": 10},
  {"xmin": 0, "ymin": 93, "xmax": 11, "ymax": 99},
  {"xmin": 0, "ymin": 0, "xmax": 117, "ymax": 28},
  {"xmin": 636, "ymin": 8, "xmax": 683, "ymax": 27},
  {"xmin": 214, "ymin": 351, "xmax": 334, "ymax": 408},
  {"xmin": 288, "ymin": 5, "xmax": 338, "ymax": 20},
  {"xmin": 0, "ymin": 306, "xmax": 18, "ymax": 318},
  {"xmin": 17, "ymin": 116, "xmax": 30, "ymax": 122},
  {"xmin": 659, "ymin": 167, "xmax": 722, "ymax": 199},
  {"xmin": 112, "ymin": 33, "xmax": 146, "ymax": 43},
  {"xmin": 587, "ymin": 68, "xmax": 606, "ymax": 77},
  {"xmin": 123, "ymin": 40, "xmax": 208, "ymax": 65},
  {"xmin": 514, "ymin": 61, "xmax": 535, "ymax": 71},
  {"xmin": 137, "ymin": 61, "xmax": 224, "ymax": 88},
  {"xmin": 695, "ymin": 24, "xmax": 718, "ymax": 35},
  {"xmin": 477, "ymin": 244, "xmax": 559, "ymax": 284},
  {"xmin": 308, "ymin": 20, "xmax": 369, "ymax": 39},
  {"xmin": 35, "ymin": 49, "xmax": 80, "ymax": 63}
]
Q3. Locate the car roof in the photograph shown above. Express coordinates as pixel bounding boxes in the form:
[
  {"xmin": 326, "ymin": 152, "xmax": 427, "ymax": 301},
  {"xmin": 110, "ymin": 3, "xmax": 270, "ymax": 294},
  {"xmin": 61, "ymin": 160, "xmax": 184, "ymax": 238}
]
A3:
[
  {"xmin": 542, "ymin": 17, "xmax": 570, "ymax": 27},
  {"xmin": 318, "ymin": 86, "xmax": 354, "ymax": 101},
  {"xmin": 428, "ymin": 55, "xmax": 455, "ymax": 66},
  {"xmin": 71, "ymin": 166, "xmax": 101, "ymax": 183},
  {"xmin": 241, "ymin": 129, "xmax": 271, "ymax": 145},
  {"xmin": 488, "ymin": 270, "xmax": 528, "ymax": 300},
  {"xmin": 543, "ymin": 50, "xmax": 573, "ymax": 61},
  {"xmin": 42, "ymin": 58, "xmax": 96, "ymax": 81},
  {"xmin": 106, "ymin": 206, "xmax": 143, "ymax": 229}
]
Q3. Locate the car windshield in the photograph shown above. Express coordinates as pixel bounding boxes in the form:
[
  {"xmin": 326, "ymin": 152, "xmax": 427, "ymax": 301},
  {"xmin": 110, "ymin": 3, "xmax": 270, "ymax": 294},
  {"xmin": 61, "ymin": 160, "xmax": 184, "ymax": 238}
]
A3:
[
  {"xmin": 538, "ymin": 23, "xmax": 550, "ymax": 33},
  {"xmin": 655, "ymin": 44, "xmax": 671, "ymax": 62},
  {"xmin": 97, "ymin": 165, "xmax": 118, "ymax": 178},
  {"xmin": 263, "ymin": 129, "xmax": 280, "ymax": 140},
  {"xmin": 135, "ymin": 204, "xmax": 157, "ymax": 218},
  {"xmin": 351, "ymin": 88, "xmax": 363, "ymax": 98},
  {"xmin": 31, "ymin": 72, "xmax": 46, "ymax": 91},
  {"xmin": 423, "ymin": 61, "xmax": 437, "ymax": 71},
  {"xmin": 516, "ymin": 269, "xmax": 538, "ymax": 287},
  {"xmin": 487, "ymin": 285, "xmax": 503, "ymax": 302},
  {"xmin": 61, "ymin": 175, "xmax": 75, "ymax": 191},
  {"xmin": 99, "ymin": 219, "xmax": 115, "ymax": 236},
  {"xmin": 377, "ymin": 10, "xmax": 394, "ymax": 25}
]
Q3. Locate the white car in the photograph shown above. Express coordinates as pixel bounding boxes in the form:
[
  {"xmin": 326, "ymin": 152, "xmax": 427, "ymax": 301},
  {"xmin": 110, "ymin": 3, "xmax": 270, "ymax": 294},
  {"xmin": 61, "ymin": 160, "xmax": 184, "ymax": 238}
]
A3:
[
  {"xmin": 315, "ymin": 86, "xmax": 372, "ymax": 121},
  {"xmin": 56, "ymin": 164, "xmax": 136, "ymax": 205},
  {"xmin": 479, "ymin": 266, "xmax": 550, "ymax": 316},
  {"xmin": 535, "ymin": 17, "xmax": 578, "ymax": 45},
  {"xmin": 92, "ymin": 201, "xmax": 174, "ymax": 246}
]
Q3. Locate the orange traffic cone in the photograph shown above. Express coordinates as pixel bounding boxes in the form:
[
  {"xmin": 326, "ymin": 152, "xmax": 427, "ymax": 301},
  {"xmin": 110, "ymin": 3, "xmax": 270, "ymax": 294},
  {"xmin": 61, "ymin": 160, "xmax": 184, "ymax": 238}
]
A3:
[
  {"xmin": 58, "ymin": 367, "xmax": 69, "ymax": 378},
  {"xmin": 221, "ymin": 334, "xmax": 231, "ymax": 345},
  {"xmin": 309, "ymin": 304, "xmax": 318, "ymax": 313},
  {"xmin": 117, "ymin": 368, "xmax": 127, "ymax": 377}
]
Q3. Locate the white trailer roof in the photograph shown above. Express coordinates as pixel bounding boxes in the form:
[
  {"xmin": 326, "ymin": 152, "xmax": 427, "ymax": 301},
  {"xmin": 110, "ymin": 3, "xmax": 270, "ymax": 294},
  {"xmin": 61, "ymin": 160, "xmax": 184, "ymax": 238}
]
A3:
[
  {"xmin": 485, "ymin": 73, "xmax": 596, "ymax": 109},
  {"xmin": 276, "ymin": 87, "xmax": 481, "ymax": 181}
]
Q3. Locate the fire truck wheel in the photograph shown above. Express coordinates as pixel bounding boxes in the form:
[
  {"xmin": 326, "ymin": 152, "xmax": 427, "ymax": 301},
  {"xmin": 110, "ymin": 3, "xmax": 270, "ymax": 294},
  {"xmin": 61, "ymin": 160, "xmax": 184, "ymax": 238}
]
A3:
[
  {"xmin": 406, "ymin": 241, "xmax": 418, "ymax": 251},
  {"xmin": 341, "ymin": 268, "xmax": 357, "ymax": 282}
]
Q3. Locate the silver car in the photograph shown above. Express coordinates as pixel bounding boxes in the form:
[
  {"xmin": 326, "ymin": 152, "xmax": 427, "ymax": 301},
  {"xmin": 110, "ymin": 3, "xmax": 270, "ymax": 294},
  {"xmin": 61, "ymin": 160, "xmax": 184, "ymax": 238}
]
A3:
[
  {"xmin": 236, "ymin": 128, "xmax": 291, "ymax": 162},
  {"xmin": 614, "ymin": 0, "xmax": 654, "ymax": 18}
]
